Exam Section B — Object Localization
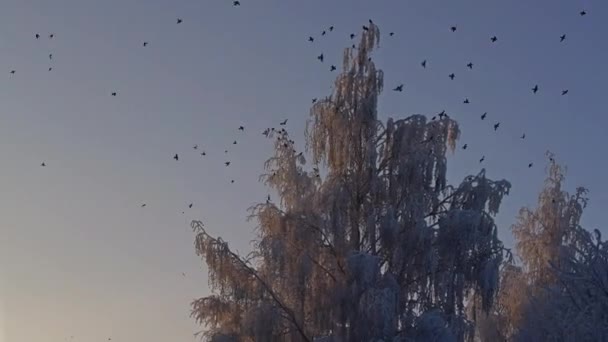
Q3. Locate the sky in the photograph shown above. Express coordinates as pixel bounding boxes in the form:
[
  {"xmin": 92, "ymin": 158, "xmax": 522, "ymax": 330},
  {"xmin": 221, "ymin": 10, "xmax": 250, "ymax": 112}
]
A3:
[{"xmin": 0, "ymin": 0, "xmax": 607, "ymax": 341}]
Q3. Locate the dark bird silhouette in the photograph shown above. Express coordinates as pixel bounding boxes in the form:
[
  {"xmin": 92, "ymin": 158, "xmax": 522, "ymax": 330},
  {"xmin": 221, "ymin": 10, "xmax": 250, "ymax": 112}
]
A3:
[
  {"xmin": 389, "ymin": 32, "xmax": 394, "ymax": 36},
  {"xmin": 329, "ymin": 26, "xmax": 334, "ymax": 31},
  {"xmin": 193, "ymin": 144, "xmax": 198, "ymax": 150},
  {"xmin": 580, "ymin": 10, "xmax": 587, "ymax": 16},
  {"xmin": 233, "ymin": 0, "xmax": 240, "ymax": 5},
  {"xmin": 467, "ymin": 62, "xmax": 473, "ymax": 69},
  {"xmin": 463, "ymin": 98, "xmax": 470, "ymax": 104},
  {"xmin": 231, "ymin": 180, "xmax": 235, "ymax": 183},
  {"xmin": 225, "ymin": 161, "xmax": 231, "ymax": 166},
  {"xmin": 521, "ymin": 133, "xmax": 526, "ymax": 139},
  {"xmin": 494, "ymin": 122, "xmax": 500, "ymax": 131},
  {"xmin": 48, "ymin": 67, "xmax": 52, "ymax": 71},
  {"xmin": 362, "ymin": 25, "xmax": 369, "ymax": 31},
  {"xmin": 111, "ymin": 92, "xmax": 117, "ymax": 96},
  {"xmin": 35, "ymin": 33, "xmax": 40, "ymax": 39},
  {"xmin": 449, "ymin": 73, "xmax": 455, "ymax": 80},
  {"xmin": 393, "ymin": 84, "xmax": 404, "ymax": 92},
  {"xmin": 421, "ymin": 60, "xmax": 427, "ymax": 68},
  {"xmin": 201, "ymin": 151, "xmax": 206, "ymax": 156},
  {"xmin": 330, "ymin": 65, "xmax": 336, "ymax": 71},
  {"xmin": 141, "ymin": 203, "xmax": 146, "ymax": 208},
  {"xmin": 562, "ymin": 89, "xmax": 569, "ymax": 95},
  {"xmin": 490, "ymin": 36, "xmax": 497, "ymax": 42},
  {"xmin": 462, "ymin": 144, "xmax": 468, "ymax": 150},
  {"xmin": 321, "ymin": 30, "xmax": 326, "ymax": 36},
  {"xmin": 143, "ymin": 41, "xmax": 148, "ymax": 47},
  {"xmin": 350, "ymin": 33, "xmax": 355, "ymax": 39},
  {"xmin": 560, "ymin": 34, "xmax": 566, "ymax": 42},
  {"xmin": 481, "ymin": 112, "xmax": 487, "ymax": 120},
  {"xmin": 10, "ymin": 70, "xmax": 15, "ymax": 75},
  {"xmin": 174, "ymin": 154, "xmax": 179, "ymax": 161},
  {"xmin": 317, "ymin": 54, "xmax": 324, "ymax": 62},
  {"xmin": 280, "ymin": 119, "xmax": 288, "ymax": 125},
  {"xmin": 49, "ymin": 53, "xmax": 53, "ymax": 60},
  {"xmin": 308, "ymin": 36, "xmax": 314, "ymax": 42},
  {"xmin": 438, "ymin": 110, "xmax": 446, "ymax": 119},
  {"xmin": 451, "ymin": 26, "xmax": 457, "ymax": 32},
  {"xmin": 233, "ymin": 140, "xmax": 237, "ymax": 145},
  {"xmin": 41, "ymin": 162, "xmax": 46, "ymax": 167},
  {"xmin": 49, "ymin": 33, "xmax": 54, "ymax": 39},
  {"xmin": 189, "ymin": 203, "xmax": 193, "ymax": 208},
  {"xmin": 177, "ymin": 18, "xmax": 183, "ymax": 24},
  {"xmin": 238, "ymin": 125, "xmax": 244, "ymax": 131},
  {"xmin": 479, "ymin": 156, "xmax": 485, "ymax": 163},
  {"xmin": 528, "ymin": 163, "xmax": 533, "ymax": 168},
  {"xmin": 532, "ymin": 85, "xmax": 539, "ymax": 94},
  {"xmin": 369, "ymin": 19, "xmax": 373, "ymax": 24}
]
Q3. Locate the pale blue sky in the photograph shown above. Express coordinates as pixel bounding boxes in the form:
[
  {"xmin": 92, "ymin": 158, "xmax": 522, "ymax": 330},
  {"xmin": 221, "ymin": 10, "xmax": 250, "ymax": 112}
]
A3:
[{"xmin": 1, "ymin": 0, "xmax": 606, "ymax": 341}]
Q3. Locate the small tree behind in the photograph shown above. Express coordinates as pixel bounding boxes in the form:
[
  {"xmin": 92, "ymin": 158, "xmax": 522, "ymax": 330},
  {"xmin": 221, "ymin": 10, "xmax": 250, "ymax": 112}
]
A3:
[{"xmin": 191, "ymin": 23, "xmax": 511, "ymax": 342}]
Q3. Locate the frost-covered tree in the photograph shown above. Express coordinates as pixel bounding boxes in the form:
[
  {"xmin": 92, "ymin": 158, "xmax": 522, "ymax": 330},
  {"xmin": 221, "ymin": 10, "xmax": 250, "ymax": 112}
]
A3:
[
  {"xmin": 190, "ymin": 23, "xmax": 511, "ymax": 342},
  {"xmin": 515, "ymin": 227, "xmax": 608, "ymax": 341}
]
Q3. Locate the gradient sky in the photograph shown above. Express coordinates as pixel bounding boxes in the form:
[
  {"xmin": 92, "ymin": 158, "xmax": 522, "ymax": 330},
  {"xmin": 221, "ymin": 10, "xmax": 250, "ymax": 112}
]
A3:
[{"xmin": 1, "ymin": 0, "xmax": 607, "ymax": 341}]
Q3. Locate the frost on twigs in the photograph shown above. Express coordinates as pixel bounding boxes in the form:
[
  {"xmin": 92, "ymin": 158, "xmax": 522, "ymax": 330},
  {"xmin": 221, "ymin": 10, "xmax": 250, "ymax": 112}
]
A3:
[{"xmin": 191, "ymin": 22, "xmax": 510, "ymax": 342}]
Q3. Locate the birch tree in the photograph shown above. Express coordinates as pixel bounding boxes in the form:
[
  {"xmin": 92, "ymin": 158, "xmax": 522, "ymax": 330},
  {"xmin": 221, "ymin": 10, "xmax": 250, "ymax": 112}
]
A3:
[{"xmin": 190, "ymin": 23, "xmax": 511, "ymax": 342}]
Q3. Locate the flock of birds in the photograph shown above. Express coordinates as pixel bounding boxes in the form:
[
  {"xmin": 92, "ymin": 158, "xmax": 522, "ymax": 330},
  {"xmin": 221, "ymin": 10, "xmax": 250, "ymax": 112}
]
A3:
[
  {"xmin": 306, "ymin": 13, "xmax": 588, "ymax": 171},
  {"xmin": 5, "ymin": 4, "xmax": 592, "ymax": 341}
]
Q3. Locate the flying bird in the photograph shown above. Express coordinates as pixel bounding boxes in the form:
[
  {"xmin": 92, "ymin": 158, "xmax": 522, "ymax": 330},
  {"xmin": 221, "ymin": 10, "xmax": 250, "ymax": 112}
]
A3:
[
  {"xmin": 560, "ymin": 34, "xmax": 566, "ymax": 42},
  {"xmin": 111, "ymin": 92, "xmax": 117, "ymax": 96},
  {"xmin": 329, "ymin": 26, "xmax": 334, "ymax": 31},
  {"xmin": 143, "ymin": 41, "xmax": 148, "ymax": 47},
  {"xmin": 189, "ymin": 203, "xmax": 193, "ymax": 208},
  {"xmin": 48, "ymin": 67, "xmax": 52, "ymax": 71},
  {"xmin": 450, "ymin": 26, "xmax": 457, "ymax": 32},
  {"xmin": 201, "ymin": 151, "xmax": 206, "ymax": 156},
  {"xmin": 49, "ymin": 53, "xmax": 53, "ymax": 60},
  {"xmin": 233, "ymin": 0, "xmax": 240, "ymax": 5},
  {"xmin": 421, "ymin": 60, "xmax": 427, "ymax": 68},
  {"xmin": 308, "ymin": 36, "xmax": 314, "ymax": 42},
  {"xmin": 462, "ymin": 144, "xmax": 468, "ymax": 150},
  {"xmin": 532, "ymin": 85, "xmax": 539, "ymax": 94},
  {"xmin": 41, "ymin": 162, "xmax": 46, "ymax": 167},
  {"xmin": 350, "ymin": 33, "xmax": 355, "ymax": 39},
  {"xmin": 35, "ymin": 33, "xmax": 40, "ymax": 39},
  {"xmin": 233, "ymin": 140, "xmax": 237, "ymax": 145},
  {"xmin": 362, "ymin": 25, "xmax": 369, "ymax": 31},
  {"xmin": 317, "ymin": 53, "xmax": 324, "ymax": 62},
  {"xmin": 449, "ymin": 73, "xmax": 455, "ymax": 80},
  {"xmin": 141, "ymin": 203, "xmax": 146, "ymax": 208},
  {"xmin": 49, "ymin": 33, "xmax": 54, "ymax": 39},
  {"xmin": 580, "ymin": 10, "xmax": 586, "ymax": 16},
  {"xmin": 174, "ymin": 154, "xmax": 179, "ymax": 161},
  {"xmin": 238, "ymin": 125, "xmax": 244, "ymax": 131},
  {"xmin": 225, "ymin": 161, "xmax": 231, "ymax": 166},
  {"xmin": 177, "ymin": 18, "xmax": 183, "ymax": 24},
  {"xmin": 463, "ymin": 98, "xmax": 470, "ymax": 104},
  {"xmin": 231, "ymin": 180, "xmax": 235, "ymax": 183},
  {"xmin": 490, "ymin": 36, "xmax": 497, "ymax": 42},
  {"xmin": 193, "ymin": 144, "xmax": 198, "ymax": 150},
  {"xmin": 479, "ymin": 156, "xmax": 485, "ymax": 163},
  {"xmin": 280, "ymin": 119, "xmax": 288, "ymax": 125},
  {"xmin": 494, "ymin": 122, "xmax": 500, "ymax": 131},
  {"xmin": 528, "ymin": 163, "xmax": 533, "ymax": 168},
  {"xmin": 393, "ymin": 84, "xmax": 404, "ymax": 92},
  {"xmin": 389, "ymin": 32, "xmax": 394, "ymax": 36},
  {"xmin": 330, "ymin": 65, "xmax": 336, "ymax": 71},
  {"xmin": 561, "ymin": 89, "xmax": 569, "ymax": 95},
  {"xmin": 521, "ymin": 133, "xmax": 526, "ymax": 139},
  {"xmin": 481, "ymin": 112, "xmax": 487, "ymax": 120},
  {"xmin": 321, "ymin": 30, "xmax": 326, "ymax": 36},
  {"xmin": 467, "ymin": 62, "xmax": 473, "ymax": 69},
  {"xmin": 10, "ymin": 70, "xmax": 15, "ymax": 75}
]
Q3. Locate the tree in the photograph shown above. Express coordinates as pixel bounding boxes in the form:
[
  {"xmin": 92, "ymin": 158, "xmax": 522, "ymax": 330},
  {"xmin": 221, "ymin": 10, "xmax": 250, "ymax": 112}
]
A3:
[{"xmin": 190, "ymin": 23, "xmax": 511, "ymax": 342}]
